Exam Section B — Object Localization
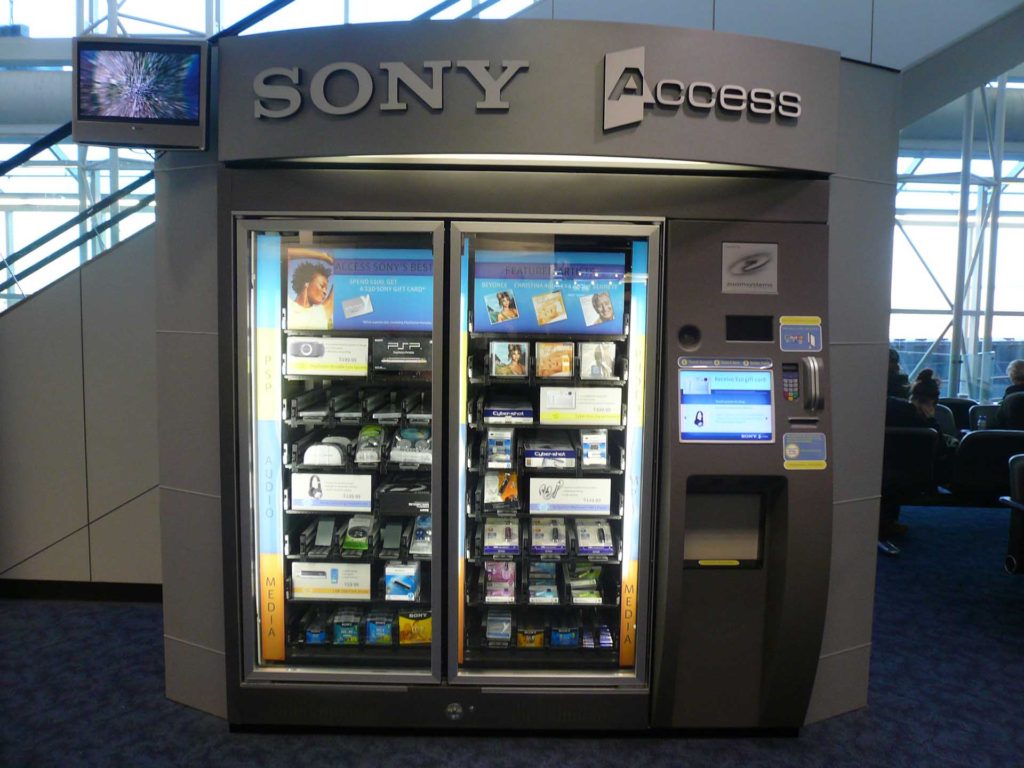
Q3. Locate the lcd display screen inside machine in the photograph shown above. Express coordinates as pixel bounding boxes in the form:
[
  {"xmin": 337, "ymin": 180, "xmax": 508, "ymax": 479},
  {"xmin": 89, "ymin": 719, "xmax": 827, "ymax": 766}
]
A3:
[
  {"xmin": 72, "ymin": 37, "xmax": 209, "ymax": 150},
  {"xmin": 679, "ymin": 368, "xmax": 774, "ymax": 443}
]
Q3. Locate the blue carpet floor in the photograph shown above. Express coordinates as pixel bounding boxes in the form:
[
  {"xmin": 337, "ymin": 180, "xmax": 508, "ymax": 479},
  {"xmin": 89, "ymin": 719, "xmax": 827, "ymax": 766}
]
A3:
[{"xmin": 2, "ymin": 506, "xmax": 1022, "ymax": 767}]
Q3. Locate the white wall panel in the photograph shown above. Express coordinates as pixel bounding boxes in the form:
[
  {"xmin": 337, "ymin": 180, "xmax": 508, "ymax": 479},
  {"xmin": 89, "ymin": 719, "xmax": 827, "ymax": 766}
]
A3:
[
  {"xmin": 82, "ymin": 229, "xmax": 159, "ymax": 518},
  {"xmin": 553, "ymin": 0, "xmax": 713, "ymax": 28},
  {"xmin": 715, "ymin": 0, "xmax": 872, "ymax": 62},
  {"xmin": 873, "ymin": 0, "xmax": 1023, "ymax": 69},
  {"xmin": 0, "ymin": 274, "xmax": 88, "ymax": 574},
  {"xmin": 514, "ymin": 0, "xmax": 552, "ymax": 18},
  {"xmin": 0, "ymin": 530, "xmax": 90, "ymax": 582}
]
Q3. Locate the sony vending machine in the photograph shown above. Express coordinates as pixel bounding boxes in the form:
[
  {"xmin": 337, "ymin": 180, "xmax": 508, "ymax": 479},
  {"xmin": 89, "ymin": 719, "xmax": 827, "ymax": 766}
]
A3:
[{"xmin": 448, "ymin": 221, "xmax": 661, "ymax": 702}]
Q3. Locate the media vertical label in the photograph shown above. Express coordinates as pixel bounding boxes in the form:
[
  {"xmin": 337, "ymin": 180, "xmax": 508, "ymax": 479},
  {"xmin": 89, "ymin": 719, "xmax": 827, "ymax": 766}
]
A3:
[{"xmin": 619, "ymin": 561, "xmax": 638, "ymax": 667}]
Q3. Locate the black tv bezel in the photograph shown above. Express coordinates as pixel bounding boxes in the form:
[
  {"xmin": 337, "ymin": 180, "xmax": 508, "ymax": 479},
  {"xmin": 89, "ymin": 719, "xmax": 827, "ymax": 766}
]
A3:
[{"xmin": 71, "ymin": 36, "xmax": 209, "ymax": 151}]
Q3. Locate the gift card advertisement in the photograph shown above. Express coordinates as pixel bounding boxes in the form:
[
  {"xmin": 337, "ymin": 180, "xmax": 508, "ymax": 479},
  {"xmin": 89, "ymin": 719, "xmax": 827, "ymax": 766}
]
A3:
[{"xmin": 286, "ymin": 246, "xmax": 433, "ymax": 332}]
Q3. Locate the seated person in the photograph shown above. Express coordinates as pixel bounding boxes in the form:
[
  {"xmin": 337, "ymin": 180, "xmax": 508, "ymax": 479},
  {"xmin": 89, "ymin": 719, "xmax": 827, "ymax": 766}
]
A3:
[
  {"xmin": 990, "ymin": 392, "xmax": 1024, "ymax": 430},
  {"xmin": 1002, "ymin": 359, "xmax": 1024, "ymax": 399},
  {"xmin": 880, "ymin": 370, "xmax": 955, "ymax": 552},
  {"xmin": 886, "ymin": 348, "xmax": 910, "ymax": 398}
]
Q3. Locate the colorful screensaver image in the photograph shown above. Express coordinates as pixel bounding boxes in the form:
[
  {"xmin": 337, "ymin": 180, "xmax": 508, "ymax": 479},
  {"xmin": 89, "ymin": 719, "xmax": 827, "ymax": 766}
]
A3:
[{"xmin": 79, "ymin": 49, "xmax": 201, "ymax": 121}]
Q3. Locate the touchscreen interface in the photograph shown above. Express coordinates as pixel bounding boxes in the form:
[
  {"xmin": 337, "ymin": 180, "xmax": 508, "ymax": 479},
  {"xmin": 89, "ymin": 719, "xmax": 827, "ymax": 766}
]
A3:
[{"xmin": 679, "ymin": 369, "xmax": 773, "ymax": 443}]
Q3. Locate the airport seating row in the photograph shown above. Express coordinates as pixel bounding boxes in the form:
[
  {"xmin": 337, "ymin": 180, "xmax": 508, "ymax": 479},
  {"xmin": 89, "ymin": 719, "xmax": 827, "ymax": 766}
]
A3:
[{"xmin": 882, "ymin": 426, "xmax": 1024, "ymax": 573}]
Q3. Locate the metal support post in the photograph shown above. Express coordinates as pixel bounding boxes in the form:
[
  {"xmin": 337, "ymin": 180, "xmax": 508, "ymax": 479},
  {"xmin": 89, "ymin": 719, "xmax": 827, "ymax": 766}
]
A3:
[
  {"xmin": 948, "ymin": 91, "xmax": 974, "ymax": 397},
  {"xmin": 980, "ymin": 75, "xmax": 1007, "ymax": 402}
]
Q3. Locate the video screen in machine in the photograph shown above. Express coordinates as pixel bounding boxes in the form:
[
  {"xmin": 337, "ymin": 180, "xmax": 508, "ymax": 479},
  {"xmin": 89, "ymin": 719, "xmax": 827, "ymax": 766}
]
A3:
[{"xmin": 678, "ymin": 368, "xmax": 774, "ymax": 443}]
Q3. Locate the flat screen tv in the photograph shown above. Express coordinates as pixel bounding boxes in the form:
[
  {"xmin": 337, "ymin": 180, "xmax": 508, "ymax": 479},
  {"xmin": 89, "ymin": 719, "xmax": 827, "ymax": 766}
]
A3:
[{"xmin": 72, "ymin": 36, "xmax": 209, "ymax": 150}]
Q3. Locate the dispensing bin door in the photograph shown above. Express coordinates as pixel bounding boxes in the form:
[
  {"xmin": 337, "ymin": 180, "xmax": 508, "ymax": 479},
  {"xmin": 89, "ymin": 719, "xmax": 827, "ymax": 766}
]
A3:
[
  {"xmin": 448, "ymin": 221, "xmax": 661, "ymax": 687},
  {"xmin": 235, "ymin": 218, "xmax": 444, "ymax": 684}
]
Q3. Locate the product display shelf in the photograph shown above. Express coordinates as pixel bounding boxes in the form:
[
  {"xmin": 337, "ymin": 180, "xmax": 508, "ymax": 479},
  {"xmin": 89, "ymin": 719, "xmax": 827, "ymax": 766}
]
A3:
[
  {"xmin": 469, "ymin": 421, "xmax": 626, "ymax": 434},
  {"xmin": 469, "ymin": 487, "xmax": 627, "ymax": 517},
  {"xmin": 286, "ymin": 645, "xmax": 431, "ymax": 668},
  {"xmin": 466, "ymin": 549, "xmax": 623, "ymax": 566},
  {"xmin": 467, "ymin": 511, "xmax": 624, "ymax": 523},
  {"xmin": 468, "ymin": 329, "xmax": 628, "ymax": 341},
  {"xmin": 461, "ymin": 646, "xmax": 618, "ymax": 670},
  {"xmin": 466, "ymin": 526, "xmax": 623, "ymax": 564},
  {"xmin": 465, "ymin": 569, "xmax": 621, "ymax": 608},
  {"xmin": 285, "ymin": 372, "xmax": 433, "ymax": 386},
  {"xmin": 466, "ymin": 594, "xmax": 622, "ymax": 610},
  {"xmin": 286, "ymin": 577, "xmax": 432, "ymax": 608},
  {"xmin": 466, "ymin": 434, "xmax": 625, "ymax": 477}
]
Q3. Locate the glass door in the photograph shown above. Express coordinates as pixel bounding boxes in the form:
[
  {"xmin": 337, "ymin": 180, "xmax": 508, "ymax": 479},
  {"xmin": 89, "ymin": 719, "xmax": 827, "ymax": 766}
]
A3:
[
  {"xmin": 448, "ymin": 221, "xmax": 660, "ymax": 684},
  {"xmin": 239, "ymin": 219, "xmax": 444, "ymax": 682}
]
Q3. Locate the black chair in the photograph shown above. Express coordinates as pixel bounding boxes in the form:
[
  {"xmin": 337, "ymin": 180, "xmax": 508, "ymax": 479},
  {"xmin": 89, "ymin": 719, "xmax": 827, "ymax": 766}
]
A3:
[
  {"xmin": 939, "ymin": 397, "xmax": 977, "ymax": 432},
  {"xmin": 999, "ymin": 454, "xmax": 1024, "ymax": 574},
  {"xmin": 948, "ymin": 430, "xmax": 1024, "ymax": 505},
  {"xmin": 934, "ymin": 403, "xmax": 957, "ymax": 437},
  {"xmin": 882, "ymin": 427, "xmax": 939, "ymax": 500},
  {"xmin": 969, "ymin": 404, "xmax": 999, "ymax": 430}
]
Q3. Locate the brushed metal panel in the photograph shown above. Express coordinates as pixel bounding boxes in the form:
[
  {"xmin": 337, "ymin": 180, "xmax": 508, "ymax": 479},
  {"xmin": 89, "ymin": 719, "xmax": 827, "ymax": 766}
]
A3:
[
  {"xmin": 819, "ymin": 498, "xmax": 880, "ymax": 656},
  {"xmin": 89, "ymin": 487, "xmax": 161, "ymax": 584},
  {"xmin": 156, "ymin": 331, "xmax": 221, "ymax": 497},
  {"xmin": 160, "ymin": 488, "xmax": 224, "ymax": 653},
  {"xmin": 804, "ymin": 643, "xmax": 871, "ymax": 723},
  {"xmin": 164, "ymin": 636, "xmax": 228, "ymax": 719},
  {"xmin": 154, "ymin": 163, "xmax": 222, "ymax": 334}
]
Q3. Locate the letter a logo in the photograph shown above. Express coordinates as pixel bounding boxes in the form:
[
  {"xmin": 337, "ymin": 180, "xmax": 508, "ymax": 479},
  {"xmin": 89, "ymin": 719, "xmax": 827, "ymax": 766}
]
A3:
[{"xmin": 604, "ymin": 47, "xmax": 653, "ymax": 131}]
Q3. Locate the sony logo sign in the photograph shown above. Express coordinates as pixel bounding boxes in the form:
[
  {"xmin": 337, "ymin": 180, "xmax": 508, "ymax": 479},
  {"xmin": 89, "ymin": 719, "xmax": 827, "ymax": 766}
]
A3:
[
  {"xmin": 604, "ymin": 47, "xmax": 801, "ymax": 131},
  {"xmin": 253, "ymin": 59, "xmax": 529, "ymax": 118}
]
